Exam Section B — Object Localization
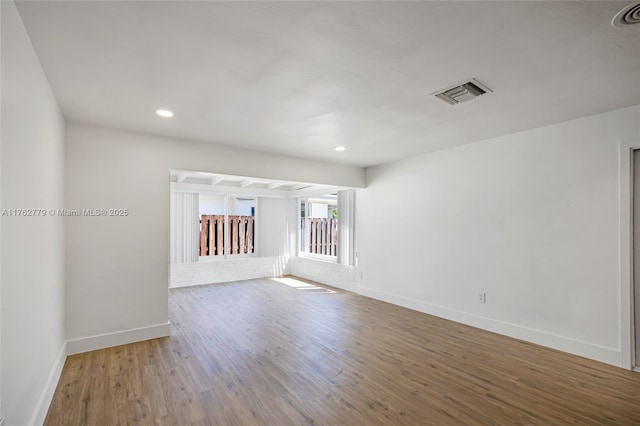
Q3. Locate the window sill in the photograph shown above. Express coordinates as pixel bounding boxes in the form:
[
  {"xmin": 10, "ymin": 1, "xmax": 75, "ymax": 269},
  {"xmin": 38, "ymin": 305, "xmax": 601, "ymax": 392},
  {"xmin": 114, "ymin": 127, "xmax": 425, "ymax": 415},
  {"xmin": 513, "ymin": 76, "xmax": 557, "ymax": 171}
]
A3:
[
  {"xmin": 297, "ymin": 253, "xmax": 337, "ymax": 264},
  {"xmin": 199, "ymin": 254, "xmax": 256, "ymax": 262}
]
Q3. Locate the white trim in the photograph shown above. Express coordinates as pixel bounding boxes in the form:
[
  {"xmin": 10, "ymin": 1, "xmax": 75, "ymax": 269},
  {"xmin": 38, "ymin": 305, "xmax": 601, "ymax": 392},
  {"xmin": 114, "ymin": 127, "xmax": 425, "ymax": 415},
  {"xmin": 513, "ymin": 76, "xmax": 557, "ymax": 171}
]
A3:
[
  {"xmin": 224, "ymin": 195, "xmax": 229, "ymax": 256},
  {"xmin": 195, "ymin": 193, "xmax": 258, "ymax": 259},
  {"xmin": 337, "ymin": 189, "xmax": 356, "ymax": 266},
  {"xmin": 28, "ymin": 342, "xmax": 67, "ymax": 426},
  {"xmin": 66, "ymin": 322, "xmax": 170, "ymax": 355},
  {"xmin": 298, "ymin": 195, "xmax": 341, "ymax": 261},
  {"xmin": 198, "ymin": 253, "xmax": 256, "ymax": 262},
  {"xmin": 299, "ymin": 252, "xmax": 337, "ymax": 263},
  {"xmin": 357, "ymin": 286, "xmax": 622, "ymax": 367},
  {"xmin": 170, "ymin": 191, "xmax": 199, "ymax": 263},
  {"xmin": 619, "ymin": 140, "xmax": 639, "ymax": 369},
  {"xmin": 172, "ymin": 182, "xmax": 292, "ymax": 198},
  {"xmin": 171, "ymin": 182, "xmax": 354, "ymax": 199}
]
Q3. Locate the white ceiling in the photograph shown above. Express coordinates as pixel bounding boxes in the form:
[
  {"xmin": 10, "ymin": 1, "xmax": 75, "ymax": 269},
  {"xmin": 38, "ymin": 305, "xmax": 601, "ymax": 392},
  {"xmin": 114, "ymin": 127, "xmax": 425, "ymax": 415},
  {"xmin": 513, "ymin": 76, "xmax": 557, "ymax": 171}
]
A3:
[{"xmin": 15, "ymin": 1, "xmax": 640, "ymax": 168}]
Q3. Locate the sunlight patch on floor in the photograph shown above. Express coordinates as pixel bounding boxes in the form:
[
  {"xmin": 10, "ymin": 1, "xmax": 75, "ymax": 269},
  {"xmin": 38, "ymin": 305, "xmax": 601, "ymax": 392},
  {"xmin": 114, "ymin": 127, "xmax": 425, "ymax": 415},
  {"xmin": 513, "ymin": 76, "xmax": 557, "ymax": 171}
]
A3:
[{"xmin": 270, "ymin": 277, "xmax": 336, "ymax": 293}]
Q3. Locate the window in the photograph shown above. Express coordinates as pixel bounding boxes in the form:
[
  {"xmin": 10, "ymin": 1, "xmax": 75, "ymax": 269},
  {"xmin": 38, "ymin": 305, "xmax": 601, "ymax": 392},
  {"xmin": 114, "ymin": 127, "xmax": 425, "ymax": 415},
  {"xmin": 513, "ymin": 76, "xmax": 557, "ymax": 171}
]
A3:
[
  {"xmin": 199, "ymin": 194, "xmax": 256, "ymax": 257},
  {"xmin": 299, "ymin": 190, "xmax": 356, "ymax": 265},
  {"xmin": 300, "ymin": 193, "xmax": 339, "ymax": 258}
]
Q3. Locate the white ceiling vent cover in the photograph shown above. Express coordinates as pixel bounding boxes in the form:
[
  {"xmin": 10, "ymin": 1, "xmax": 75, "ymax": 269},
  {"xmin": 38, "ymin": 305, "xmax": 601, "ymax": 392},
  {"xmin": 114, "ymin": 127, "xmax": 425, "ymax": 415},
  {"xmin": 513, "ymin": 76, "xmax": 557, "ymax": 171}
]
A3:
[
  {"xmin": 432, "ymin": 79, "xmax": 492, "ymax": 105},
  {"xmin": 612, "ymin": 2, "xmax": 640, "ymax": 28}
]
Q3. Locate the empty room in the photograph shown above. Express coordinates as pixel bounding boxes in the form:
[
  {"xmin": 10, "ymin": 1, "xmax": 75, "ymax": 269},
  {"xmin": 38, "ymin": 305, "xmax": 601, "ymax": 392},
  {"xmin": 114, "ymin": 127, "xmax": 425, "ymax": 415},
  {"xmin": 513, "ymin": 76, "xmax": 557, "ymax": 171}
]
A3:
[{"xmin": 2, "ymin": 0, "xmax": 640, "ymax": 425}]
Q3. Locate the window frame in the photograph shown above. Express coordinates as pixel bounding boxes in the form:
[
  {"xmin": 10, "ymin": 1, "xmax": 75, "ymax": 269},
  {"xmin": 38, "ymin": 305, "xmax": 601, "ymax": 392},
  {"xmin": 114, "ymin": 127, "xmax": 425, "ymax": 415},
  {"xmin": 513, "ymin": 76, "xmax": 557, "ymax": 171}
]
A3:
[
  {"xmin": 298, "ymin": 195, "xmax": 338, "ymax": 263},
  {"xmin": 199, "ymin": 193, "xmax": 257, "ymax": 261}
]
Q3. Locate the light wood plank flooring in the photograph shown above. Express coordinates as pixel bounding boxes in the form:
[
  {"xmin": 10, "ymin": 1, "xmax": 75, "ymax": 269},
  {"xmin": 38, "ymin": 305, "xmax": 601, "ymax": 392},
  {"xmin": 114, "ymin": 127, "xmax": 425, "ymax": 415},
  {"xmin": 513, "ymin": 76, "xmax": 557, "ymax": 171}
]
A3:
[{"xmin": 45, "ymin": 277, "xmax": 640, "ymax": 425}]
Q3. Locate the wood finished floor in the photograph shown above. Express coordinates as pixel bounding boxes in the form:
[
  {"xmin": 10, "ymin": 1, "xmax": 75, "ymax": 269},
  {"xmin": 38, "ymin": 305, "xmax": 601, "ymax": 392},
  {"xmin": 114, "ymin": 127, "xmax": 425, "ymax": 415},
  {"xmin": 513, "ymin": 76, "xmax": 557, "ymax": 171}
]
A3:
[{"xmin": 45, "ymin": 277, "xmax": 640, "ymax": 425}]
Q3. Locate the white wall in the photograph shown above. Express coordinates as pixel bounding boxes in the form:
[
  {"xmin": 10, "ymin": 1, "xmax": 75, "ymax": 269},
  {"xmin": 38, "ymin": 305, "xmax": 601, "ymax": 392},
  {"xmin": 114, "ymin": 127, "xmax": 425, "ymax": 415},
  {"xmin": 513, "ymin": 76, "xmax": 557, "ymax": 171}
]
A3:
[
  {"xmin": 357, "ymin": 105, "xmax": 640, "ymax": 367},
  {"xmin": 198, "ymin": 196, "xmax": 254, "ymax": 219},
  {"xmin": 1, "ymin": 2, "xmax": 66, "ymax": 424},
  {"xmin": 199, "ymin": 193, "xmax": 225, "ymax": 216},
  {"xmin": 290, "ymin": 257, "xmax": 358, "ymax": 292},
  {"xmin": 171, "ymin": 256, "xmax": 290, "ymax": 288},
  {"xmin": 170, "ymin": 196, "xmax": 293, "ymax": 287},
  {"xmin": 234, "ymin": 199, "xmax": 254, "ymax": 216},
  {"xmin": 257, "ymin": 197, "xmax": 291, "ymax": 258},
  {"xmin": 65, "ymin": 122, "xmax": 364, "ymax": 352},
  {"xmin": 310, "ymin": 203, "xmax": 328, "ymax": 218}
]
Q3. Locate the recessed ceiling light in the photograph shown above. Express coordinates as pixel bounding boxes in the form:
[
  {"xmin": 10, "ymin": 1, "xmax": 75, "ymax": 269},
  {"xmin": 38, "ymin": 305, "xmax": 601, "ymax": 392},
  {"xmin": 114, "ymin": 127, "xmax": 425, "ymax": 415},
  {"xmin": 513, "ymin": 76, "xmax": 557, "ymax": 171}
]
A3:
[
  {"xmin": 334, "ymin": 146, "xmax": 346, "ymax": 152},
  {"xmin": 156, "ymin": 109, "xmax": 174, "ymax": 118}
]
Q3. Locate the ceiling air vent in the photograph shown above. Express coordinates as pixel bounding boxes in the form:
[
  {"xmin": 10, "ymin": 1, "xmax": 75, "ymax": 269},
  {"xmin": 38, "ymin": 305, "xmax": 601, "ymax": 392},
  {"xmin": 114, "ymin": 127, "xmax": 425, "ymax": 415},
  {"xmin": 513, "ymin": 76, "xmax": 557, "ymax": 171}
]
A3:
[
  {"xmin": 612, "ymin": 2, "xmax": 640, "ymax": 28},
  {"xmin": 432, "ymin": 79, "xmax": 491, "ymax": 105}
]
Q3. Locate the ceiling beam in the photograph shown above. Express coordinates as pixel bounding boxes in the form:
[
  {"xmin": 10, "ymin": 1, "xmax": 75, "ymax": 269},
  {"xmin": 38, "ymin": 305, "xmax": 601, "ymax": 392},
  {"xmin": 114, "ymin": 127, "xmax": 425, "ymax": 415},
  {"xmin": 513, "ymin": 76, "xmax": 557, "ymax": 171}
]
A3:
[
  {"xmin": 176, "ymin": 174, "xmax": 188, "ymax": 183},
  {"xmin": 291, "ymin": 184, "xmax": 310, "ymax": 191},
  {"xmin": 171, "ymin": 182, "xmax": 347, "ymax": 199},
  {"xmin": 210, "ymin": 176, "xmax": 224, "ymax": 186},
  {"xmin": 267, "ymin": 182, "xmax": 285, "ymax": 190},
  {"xmin": 171, "ymin": 182, "xmax": 292, "ymax": 198},
  {"xmin": 240, "ymin": 179, "xmax": 257, "ymax": 188}
]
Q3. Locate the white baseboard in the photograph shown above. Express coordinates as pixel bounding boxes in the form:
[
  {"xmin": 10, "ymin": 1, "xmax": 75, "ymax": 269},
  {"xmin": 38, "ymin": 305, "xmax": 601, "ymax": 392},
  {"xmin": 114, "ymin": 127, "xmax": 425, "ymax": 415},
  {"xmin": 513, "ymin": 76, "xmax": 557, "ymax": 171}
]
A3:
[
  {"xmin": 14, "ymin": 324, "xmax": 170, "ymax": 425},
  {"xmin": 28, "ymin": 342, "xmax": 67, "ymax": 426},
  {"xmin": 357, "ymin": 286, "xmax": 621, "ymax": 367},
  {"xmin": 67, "ymin": 322, "xmax": 171, "ymax": 355}
]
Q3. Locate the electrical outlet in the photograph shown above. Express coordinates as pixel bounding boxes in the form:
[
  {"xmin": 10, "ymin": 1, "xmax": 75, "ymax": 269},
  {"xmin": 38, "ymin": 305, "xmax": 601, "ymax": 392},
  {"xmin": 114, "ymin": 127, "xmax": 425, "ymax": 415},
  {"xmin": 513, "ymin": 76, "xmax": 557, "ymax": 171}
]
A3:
[
  {"xmin": 359, "ymin": 271, "xmax": 364, "ymax": 279},
  {"xmin": 478, "ymin": 292, "xmax": 487, "ymax": 303}
]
